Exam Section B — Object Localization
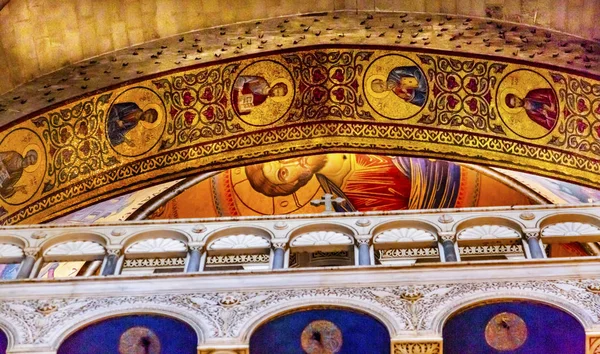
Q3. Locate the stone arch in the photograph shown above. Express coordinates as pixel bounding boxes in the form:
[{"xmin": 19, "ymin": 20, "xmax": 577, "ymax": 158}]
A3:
[
  {"xmin": 537, "ymin": 212, "xmax": 600, "ymax": 230},
  {"xmin": 431, "ymin": 291, "xmax": 594, "ymax": 336},
  {"xmin": 287, "ymin": 222, "xmax": 358, "ymax": 243},
  {"xmin": 239, "ymin": 297, "xmax": 401, "ymax": 343},
  {"xmin": 38, "ymin": 232, "xmax": 109, "ymax": 255},
  {"xmin": 121, "ymin": 228, "xmax": 192, "ymax": 250},
  {"xmin": 454, "ymin": 215, "xmax": 527, "ymax": 235},
  {"xmin": 50, "ymin": 305, "xmax": 206, "ymax": 351},
  {"xmin": 204, "ymin": 225, "xmax": 274, "ymax": 247}
]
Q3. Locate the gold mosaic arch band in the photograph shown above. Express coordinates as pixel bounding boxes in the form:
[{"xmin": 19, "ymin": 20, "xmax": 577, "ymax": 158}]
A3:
[{"xmin": 1, "ymin": 47, "xmax": 600, "ymax": 225}]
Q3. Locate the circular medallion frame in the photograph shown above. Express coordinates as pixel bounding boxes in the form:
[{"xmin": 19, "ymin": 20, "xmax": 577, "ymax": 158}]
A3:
[{"xmin": 105, "ymin": 87, "xmax": 167, "ymax": 157}]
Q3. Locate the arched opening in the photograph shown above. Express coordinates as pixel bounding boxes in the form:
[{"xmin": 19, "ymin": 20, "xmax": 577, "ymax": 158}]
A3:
[
  {"xmin": 58, "ymin": 314, "xmax": 198, "ymax": 354},
  {"xmin": 249, "ymin": 307, "xmax": 390, "ymax": 354},
  {"xmin": 443, "ymin": 300, "xmax": 585, "ymax": 354},
  {"xmin": 0, "ymin": 328, "xmax": 7, "ymax": 354}
]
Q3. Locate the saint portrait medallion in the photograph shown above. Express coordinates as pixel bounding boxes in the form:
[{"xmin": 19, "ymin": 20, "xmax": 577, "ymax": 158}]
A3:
[
  {"xmin": 484, "ymin": 312, "xmax": 528, "ymax": 351},
  {"xmin": 106, "ymin": 87, "xmax": 166, "ymax": 157},
  {"xmin": 231, "ymin": 60, "xmax": 294, "ymax": 126},
  {"xmin": 118, "ymin": 326, "xmax": 161, "ymax": 354},
  {"xmin": 496, "ymin": 69, "xmax": 559, "ymax": 140},
  {"xmin": 0, "ymin": 128, "xmax": 46, "ymax": 205},
  {"xmin": 301, "ymin": 320, "xmax": 343, "ymax": 354},
  {"xmin": 363, "ymin": 54, "xmax": 428, "ymax": 120}
]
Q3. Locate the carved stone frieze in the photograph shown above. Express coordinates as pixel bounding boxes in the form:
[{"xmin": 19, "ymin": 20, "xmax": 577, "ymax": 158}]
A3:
[
  {"xmin": 1, "ymin": 279, "xmax": 600, "ymax": 346},
  {"xmin": 393, "ymin": 341, "xmax": 442, "ymax": 354},
  {"xmin": 588, "ymin": 335, "xmax": 600, "ymax": 354}
]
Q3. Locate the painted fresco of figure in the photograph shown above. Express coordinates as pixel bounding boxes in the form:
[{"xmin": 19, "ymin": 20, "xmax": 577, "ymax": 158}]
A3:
[
  {"xmin": 370, "ymin": 66, "xmax": 428, "ymax": 107},
  {"xmin": 245, "ymin": 154, "xmax": 462, "ymax": 212},
  {"xmin": 505, "ymin": 89, "xmax": 558, "ymax": 130},
  {"xmin": 107, "ymin": 102, "xmax": 158, "ymax": 147},
  {"xmin": 232, "ymin": 76, "xmax": 288, "ymax": 115},
  {"xmin": 0, "ymin": 149, "xmax": 37, "ymax": 200}
]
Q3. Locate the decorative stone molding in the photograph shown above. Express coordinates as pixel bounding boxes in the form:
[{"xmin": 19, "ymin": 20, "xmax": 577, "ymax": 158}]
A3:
[
  {"xmin": 437, "ymin": 215, "xmax": 454, "ymax": 224},
  {"xmin": 123, "ymin": 258, "xmax": 185, "ymax": 268},
  {"xmin": 23, "ymin": 248, "xmax": 40, "ymax": 257},
  {"xmin": 192, "ymin": 225, "xmax": 207, "ymax": 234},
  {"xmin": 459, "ymin": 244, "xmax": 523, "ymax": 256},
  {"xmin": 31, "ymin": 231, "xmax": 47, "ymax": 240},
  {"xmin": 271, "ymin": 241, "xmax": 287, "ymax": 250},
  {"xmin": 356, "ymin": 236, "xmax": 371, "ymax": 245},
  {"xmin": 542, "ymin": 222, "xmax": 600, "ymax": 237},
  {"xmin": 273, "ymin": 221, "xmax": 288, "ymax": 230},
  {"xmin": 356, "ymin": 219, "xmax": 371, "ymax": 227},
  {"xmin": 206, "ymin": 254, "xmax": 269, "ymax": 265},
  {"xmin": 126, "ymin": 238, "xmax": 187, "ymax": 254},
  {"xmin": 44, "ymin": 241, "xmax": 105, "ymax": 256},
  {"xmin": 291, "ymin": 231, "xmax": 352, "ymax": 247},
  {"xmin": 374, "ymin": 228, "xmax": 436, "ymax": 244},
  {"xmin": 587, "ymin": 334, "xmax": 600, "ymax": 354},
  {"xmin": 110, "ymin": 229, "xmax": 127, "ymax": 237},
  {"xmin": 106, "ymin": 247, "xmax": 121, "ymax": 256},
  {"xmin": 393, "ymin": 341, "xmax": 442, "ymax": 354},
  {"xmin": 1, "ymin": 279, "xmax": 599, "ymax": 346},
  {"xmin": 0, "ymin": 243, "xmax": 23, "ymax": 259},
  {"xmin": 519, "ymin": 212, "xmax": 536, "ymax": 220},
  {"xmin": 209, "ymin": 235, "xmax": 270, "ymax": 250},
  {"xmin": 198, "ymin": 349, "xmax": 249, "ymax": 354},
  {"xmin": 378, "ymin": 248, "xmax": 439, "ymax": 259},
  {"xmin": 457, "ymin": 225, "xmax": 520, "ymax": 240}
]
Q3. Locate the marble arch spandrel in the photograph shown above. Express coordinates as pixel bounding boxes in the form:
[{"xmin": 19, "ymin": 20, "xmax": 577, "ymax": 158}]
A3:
[{"xmin": 1, "ymin": 47, "xmax": 600, "ymax": 225}]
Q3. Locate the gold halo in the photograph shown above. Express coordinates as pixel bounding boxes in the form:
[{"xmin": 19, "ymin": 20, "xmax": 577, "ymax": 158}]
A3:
[
  {"xmin": 499, "ymin": 87, "xmax": 526, "ymax": 114},
  {"xmin": 365, "ymin": 74, "xmax": 391, "ymax": 99},
  {"xmin": 22, "ymin": 143, "xmax": 42, "ymax": 173},
  {"xmin": 138, "ymin": 102, "xmax": 164, "ymax": 129},
  {"xmin": 269, "ymin": 78, "xmax": 293, "ymax": 103}
]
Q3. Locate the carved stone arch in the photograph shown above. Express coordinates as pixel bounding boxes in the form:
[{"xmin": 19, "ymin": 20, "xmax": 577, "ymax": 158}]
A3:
[
  {"xmin": 538, "ymin": 212, "xmax": 600, "ymax": 230},
  {"xmin": 121, "ymin": 228, "xmax": 192, "ymax": 250},
  {"xmin": 454, "ymin": 215, "xmax": 526, "ymax": 235},
  {"xmin": 287, "ymin": 222, "xmax": 358, "ymax": 244},
  {"xmin": 371, "ymin": 219, "xmax": 442, "ymax": 237},
  {"xmin": 0, "ymin": 235, "xmax": 28, "ymax": 249},
  {"xmin": 430, "ymin": 291, "xmax": 594, "ymax": 336},
  {"xmin": 49, "ymin": 305, "xmax": 207, "ymax": 350},
  {"xmin": 38, "ymin": 232, "xmax": 108, "ymax": 258},
  {"xmin": 0, "ymin": 314, "xmax": 23, "ymax": 351},
  {"xmin": 238, "ymin": 297, "xmax": 401, "ymax": 343},
  {"xmin": 204, "ymin": 225, "xmax": 274, "ymax": 247}
]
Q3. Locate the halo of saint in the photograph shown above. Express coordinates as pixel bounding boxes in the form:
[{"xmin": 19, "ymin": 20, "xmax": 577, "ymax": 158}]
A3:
[
  {"xmin": 0, "ymin": 128, "xmax": 46, "ymax": 205},
  {"xmin": 496, "ymin": 69, "xmax": 559, "ymax": 139},
  {"xmin": 363, "ymin": 54, "xmax": 429, "ymax": 119},
  {"xmin": 231, "ymin": 60, "xmax": 294, "ymax": 126},
  {"xmin": 106, "ymin": 87, "xmax": 166, "ymax": 157},
  {"xmin": 301, "ymin": 320, "xmax": 343, "ymax": 354},
  {"xmin": 118, "ymin": 326, "xmax": 161, "ymax": 354}
]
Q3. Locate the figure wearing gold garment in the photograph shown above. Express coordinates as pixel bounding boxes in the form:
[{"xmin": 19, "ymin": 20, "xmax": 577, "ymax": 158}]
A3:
[{"xmin": 0, "ymin": 149, "xmax": 38, "ymax": 199}]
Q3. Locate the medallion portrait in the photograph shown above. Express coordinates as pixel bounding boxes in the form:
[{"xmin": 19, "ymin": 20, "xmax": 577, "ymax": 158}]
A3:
[
  {"xmin": 231, "ymin": 60, "xmax": 294, "ymax": 126},
  {"xmin": 484, "ymin": 312, "xmax": 528, "ymax": 351},
  {"xmin": 0, "ymin": 128, "xmax": 46, "ymax": 205},
  {"xmin": 118, "ymin": 326, "xmax": 161, "ymax": 354},
  {"xmin": 496, "ymin": 69, "xmax": 559, "ymax": 139},
  {"xmin": 364, "ymin": 54, "xmax": 428, "ymax": 119},
  {"xmin": 106, "ymin": 87, "xmax": 166, "ymax": 157},
  {"xmin": 301, "ymin": 320, "xmax": 343, "ymax": 354}
]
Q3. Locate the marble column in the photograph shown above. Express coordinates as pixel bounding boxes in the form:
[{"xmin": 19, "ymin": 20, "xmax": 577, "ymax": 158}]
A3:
[
  {"xmin": 439, "ymin": 232, "xmax": 458, "ymax": 262},
  {"xmin": 101, "ymin": 249, "xmax": 120, "ymax": 276},
  {"xmin": 524, "ymin": 230, "xmax": 545, "ymax": 259},
  {"xmin": 186, "ymin": 246, "xmax": 202, "ymax": 273},
  {"xmin": 356, "ymin": 237, "xmax": 372, "ymax": 265},
  {"xmin": 272, "ymin": 242, "xmax": 286, "ymax": 269},
  {"xmin": 16, "ymin": 248, "xmax": 38, "ymax": 279}
]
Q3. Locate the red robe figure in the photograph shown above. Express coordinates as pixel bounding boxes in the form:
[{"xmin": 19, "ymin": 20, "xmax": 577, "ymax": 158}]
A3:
[
  {"xmin": 505, "ymin": 89, "xmax": 558, "ymax": 130},
  {"xmin": 232, "ymin": 76, "xmax": 288, "ymax": 115}
]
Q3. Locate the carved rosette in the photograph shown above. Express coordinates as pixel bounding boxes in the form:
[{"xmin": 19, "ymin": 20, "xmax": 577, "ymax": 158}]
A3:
[{"xmin": 393, "ymin": 341, "xmax": 442, "ymax": 354}]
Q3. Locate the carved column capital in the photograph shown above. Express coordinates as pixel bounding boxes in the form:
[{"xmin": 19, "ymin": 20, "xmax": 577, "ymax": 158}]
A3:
[
  {"xmin": 355, "ymin": 235, "xmax": 371, "ymax": 245},
  {"xmin": 272, "ymin": 241, "xmax": 287, "ymax": 250},
  {"xmin": 523, "ymin": 229, "xmax": 541, "ymax": 240},
  {"xmin": 23, "ymin": 248, "xmax": 40, "ymax": 257},
  {"xmin": 188, "ymin": 242, "xmax": 204, "ymax": 252},
  {"xmin": 438, "ymin": 231, "xmax": 456, "ymax": 242},
  {"xmin": 106, "ymin": 247, "xmax": 122, "ymax": 256}
]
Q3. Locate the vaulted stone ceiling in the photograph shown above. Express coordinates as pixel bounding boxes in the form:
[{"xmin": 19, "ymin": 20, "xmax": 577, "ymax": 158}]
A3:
[{"xmin": 1, "ymin": 2, "xmax": 600, "ymax": 225}]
